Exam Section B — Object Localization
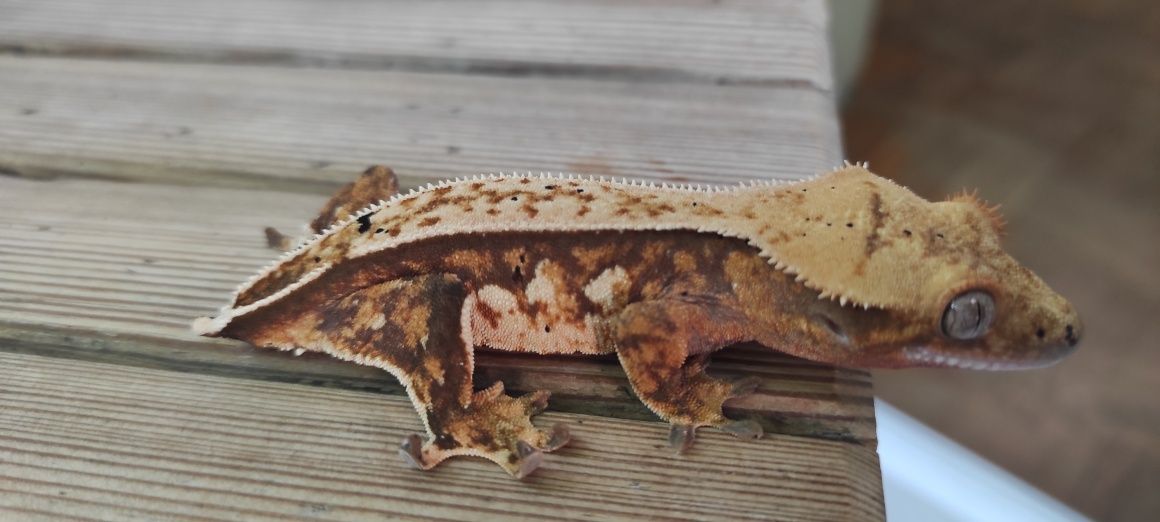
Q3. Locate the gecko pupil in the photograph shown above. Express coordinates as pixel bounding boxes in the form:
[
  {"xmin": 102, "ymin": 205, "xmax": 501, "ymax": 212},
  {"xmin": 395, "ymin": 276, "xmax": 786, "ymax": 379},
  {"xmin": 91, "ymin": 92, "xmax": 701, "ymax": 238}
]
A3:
[{"xmin": 941, "ymin": 291, "xmax": 995, "ymax": 341}]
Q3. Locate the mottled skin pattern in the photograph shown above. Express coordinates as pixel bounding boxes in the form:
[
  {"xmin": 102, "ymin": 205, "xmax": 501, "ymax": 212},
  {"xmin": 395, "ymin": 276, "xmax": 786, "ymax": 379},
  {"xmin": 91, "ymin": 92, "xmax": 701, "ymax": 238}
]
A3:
[{"xmin": 194, "ymin": 165, "xmax": 1082, "ymax": 477}]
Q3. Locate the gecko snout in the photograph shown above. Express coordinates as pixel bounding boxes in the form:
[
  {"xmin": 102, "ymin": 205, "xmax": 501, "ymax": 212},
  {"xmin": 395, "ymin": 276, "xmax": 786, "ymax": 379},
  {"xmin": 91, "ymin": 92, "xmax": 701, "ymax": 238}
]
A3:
[{"xmin": 1031, "ymin": 305, "xmax": 1081, "ymax": 364}]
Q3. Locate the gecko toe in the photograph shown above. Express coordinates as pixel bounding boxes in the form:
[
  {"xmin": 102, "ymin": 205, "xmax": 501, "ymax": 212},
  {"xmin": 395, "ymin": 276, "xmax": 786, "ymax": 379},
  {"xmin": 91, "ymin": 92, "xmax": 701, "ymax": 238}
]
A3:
[
  {"xmin": 513, "ymin": 440, "xmax": 544, "ymax": 479},
  {"xmin": 720, "ymin": 419, "xmax": 763, "ymax": 440},
  {"xmin": 668, "ymin": 424, "xmax": 697, "ymax": 454},
  {"xmin": 398, "ymin": 433, "xmax": 427, "ymax": 470},
  {"xmin": 540, "ymin": 422, "xmax": 572, "ymax": 452}
]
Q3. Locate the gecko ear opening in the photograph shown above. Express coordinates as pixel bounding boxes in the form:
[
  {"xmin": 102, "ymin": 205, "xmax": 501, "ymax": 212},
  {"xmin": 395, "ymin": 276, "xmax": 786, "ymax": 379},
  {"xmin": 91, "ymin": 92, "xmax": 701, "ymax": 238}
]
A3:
[{"xmin": 941, "ymin": 290, "xmax": 995, "ymax": 341}]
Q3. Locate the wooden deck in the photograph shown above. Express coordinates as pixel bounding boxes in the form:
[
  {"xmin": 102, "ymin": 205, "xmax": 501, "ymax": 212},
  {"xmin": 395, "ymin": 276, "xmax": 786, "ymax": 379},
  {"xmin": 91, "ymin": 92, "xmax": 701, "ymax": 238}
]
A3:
[{"xmin": 0, "ymin": 1, "xmax": 883, "ymax": 520}]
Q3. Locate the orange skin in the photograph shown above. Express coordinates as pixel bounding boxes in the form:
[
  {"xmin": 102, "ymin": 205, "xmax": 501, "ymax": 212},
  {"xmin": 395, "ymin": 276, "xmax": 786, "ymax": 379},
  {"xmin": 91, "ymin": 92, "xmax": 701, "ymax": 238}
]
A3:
[{"xmin": 195, "ymin": 166, "xmax": 1081, "ymax": 477}]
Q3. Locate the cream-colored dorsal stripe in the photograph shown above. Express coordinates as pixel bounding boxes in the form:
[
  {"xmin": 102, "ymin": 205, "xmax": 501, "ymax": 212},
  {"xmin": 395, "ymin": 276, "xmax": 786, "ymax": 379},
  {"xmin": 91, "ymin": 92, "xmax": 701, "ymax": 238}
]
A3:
[{"xmin": 195, "ymin": 165, "xmax": 991, "ymax": 335}]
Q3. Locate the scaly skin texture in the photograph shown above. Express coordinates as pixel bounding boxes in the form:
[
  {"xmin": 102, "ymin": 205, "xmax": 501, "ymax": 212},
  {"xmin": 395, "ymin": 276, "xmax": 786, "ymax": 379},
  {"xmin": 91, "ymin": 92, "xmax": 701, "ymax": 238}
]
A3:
[{"xmin": 193, "ymin": 164, "xmax": 1082, "ymax": 477}]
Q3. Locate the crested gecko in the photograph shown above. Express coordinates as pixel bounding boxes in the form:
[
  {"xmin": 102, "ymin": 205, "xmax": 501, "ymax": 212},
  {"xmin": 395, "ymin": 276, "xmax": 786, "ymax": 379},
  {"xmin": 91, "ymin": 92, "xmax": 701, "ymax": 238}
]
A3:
[{"xmin": 193, "ymin": 164, "xmax": 1082, "ymax": 478}]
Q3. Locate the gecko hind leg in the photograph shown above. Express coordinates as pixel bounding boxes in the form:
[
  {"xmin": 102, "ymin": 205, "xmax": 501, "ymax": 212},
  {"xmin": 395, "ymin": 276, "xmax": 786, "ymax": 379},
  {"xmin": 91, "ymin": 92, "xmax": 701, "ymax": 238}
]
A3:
[
  {"xmin": 265, "ymin": 165, "xmax": 401, "ymax": 251},
  {"xmin": 310, "ymin": 273, "xmax": 569, "ymax": 478},
  {"xmin": 400, "ymin": 381, "xmax": 572, "ymax": 478},
  {"xmin": 612, "ymin": 300, "xmax": 763, "ymax": 453}
]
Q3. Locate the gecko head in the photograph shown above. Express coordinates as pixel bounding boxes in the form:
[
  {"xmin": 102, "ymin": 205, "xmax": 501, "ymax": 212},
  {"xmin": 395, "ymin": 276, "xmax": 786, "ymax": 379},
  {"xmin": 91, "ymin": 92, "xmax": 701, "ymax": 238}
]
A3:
[
  {"xmin": 894, "ymin": 250, "xmax": 1083, "ymax": 370},
  {"xmin": 789, "ymin": 187, "xmax": 1082, "ymax": 371},
  {"xmin": 828, "ymin": 194, "xmax": 1082, "ymax": 370}
]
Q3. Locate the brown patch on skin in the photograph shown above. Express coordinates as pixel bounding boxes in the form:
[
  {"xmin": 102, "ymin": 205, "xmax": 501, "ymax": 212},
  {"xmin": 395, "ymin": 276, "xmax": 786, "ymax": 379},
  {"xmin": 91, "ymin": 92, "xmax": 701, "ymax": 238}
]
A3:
[
  {"xmin": 521, "ymin": 203, "xmax": 539, "ymax": 218},
  {"xmin": 476, "ymin": 299, "xmax": 501, "ymax": 328},
  {"xmin": 853, "ymin": 192, "xmax": 889, "ymax": 276},
  {"xmin": 576, "ymin": 205, "xmax": 591, "ymax": 217},
  {"xmin": 864, "ymin": 192, "xmax": 889, "ymax": 257},
  {"xmin": 922, "ymin": 227, "xmax": 954, "ymax": 259},
  {"xmin": 418, "ymin": 216, "xmax": 442, "ymax": 227},
  {"xmin": 695, "ymin": 205, "xmax": 724, "ymax": 217},
  {"xmin": 486, "ymin": 208, "xmax": 500, "ymax": 216}
]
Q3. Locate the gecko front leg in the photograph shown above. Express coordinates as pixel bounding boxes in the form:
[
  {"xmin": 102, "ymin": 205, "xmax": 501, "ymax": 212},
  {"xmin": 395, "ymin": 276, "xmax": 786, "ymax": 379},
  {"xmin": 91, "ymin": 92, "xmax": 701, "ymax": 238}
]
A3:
[
  {"xmin": 610, "ymin": 299, "xmax": 764, "ymax": 452},
  {"xmin": 311, "ymin": 274, "xmax": 569, "ymax": 478}
]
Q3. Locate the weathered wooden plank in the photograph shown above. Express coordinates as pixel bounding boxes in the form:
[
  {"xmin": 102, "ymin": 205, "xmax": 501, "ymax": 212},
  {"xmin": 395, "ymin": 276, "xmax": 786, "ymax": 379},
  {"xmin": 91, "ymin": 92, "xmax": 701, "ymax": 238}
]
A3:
[
  {"xmin": 0, "ymin": 55, "xmax": 841, "ymax": 192},
  {"xmin": 0, "ymin": 0, "xmax": 831, "ymax": 88},
  {"xmin": 0, "ymin": 351, "xmax": 884, "ymax": 521},
  {"xmin": 0, "ymin": 176, "xmax": 877, "ymax": 443}
]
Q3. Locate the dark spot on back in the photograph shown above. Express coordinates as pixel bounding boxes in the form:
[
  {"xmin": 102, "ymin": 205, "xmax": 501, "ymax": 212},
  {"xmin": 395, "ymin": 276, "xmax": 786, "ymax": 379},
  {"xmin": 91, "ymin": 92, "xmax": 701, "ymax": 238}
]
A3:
[
  {"xmin": 356, "ymin": 211, "xmax": 377, "ymax": 233},
  {"xmin": 418, "ymin": 216, "xmax": 441, "ymax": 227}
]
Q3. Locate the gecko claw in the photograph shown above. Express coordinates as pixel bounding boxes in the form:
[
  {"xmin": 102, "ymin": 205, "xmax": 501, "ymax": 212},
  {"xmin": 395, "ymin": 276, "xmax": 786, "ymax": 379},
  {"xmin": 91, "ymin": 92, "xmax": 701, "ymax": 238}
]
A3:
[
  {"xmin": 720, "ymin": 419, "xmax": 764, "ymax": 440},
  {"xmin": 398, "ymin": 433, "xmax": 427, "ymax": 470},
  {"xmin": 668, "ymin": 424, "xmax": 697, "ymax": 454}
]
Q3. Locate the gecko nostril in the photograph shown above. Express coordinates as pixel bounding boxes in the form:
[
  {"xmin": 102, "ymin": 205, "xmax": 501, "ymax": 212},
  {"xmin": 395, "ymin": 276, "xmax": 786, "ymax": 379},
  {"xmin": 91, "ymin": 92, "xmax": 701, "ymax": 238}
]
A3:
[
  {"xmin": 1035, "ymin": 328, "xmax": 1045, "ymax": 340},
  {"xmin": 1065, "ymin": 324, "xmax": 1077, "ymax": 346}
]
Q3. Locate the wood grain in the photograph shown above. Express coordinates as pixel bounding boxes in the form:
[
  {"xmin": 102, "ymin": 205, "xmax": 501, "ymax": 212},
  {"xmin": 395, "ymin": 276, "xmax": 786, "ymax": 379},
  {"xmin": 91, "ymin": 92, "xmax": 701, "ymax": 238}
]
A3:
[
  {"xmin": 0, "ymin": 55, "xmax": 840, "ymax": 193},
  {"xmin": 0, "ymin": 351, "xmax": 884, "ymax": 521},
  {"xmin": 0, "ymin": 176, "xmax": 877, "ymax": 444},
  {"xmin": 0, "ymin": 0, "xmax": 831, "ymax": 88}
]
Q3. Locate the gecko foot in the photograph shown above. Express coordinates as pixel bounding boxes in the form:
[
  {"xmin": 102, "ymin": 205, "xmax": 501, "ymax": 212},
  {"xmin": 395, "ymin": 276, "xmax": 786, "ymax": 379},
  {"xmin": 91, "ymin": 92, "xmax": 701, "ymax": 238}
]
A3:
[{"xmin": 397, "ymin": 383, "xmax": 571, "ymax": 478}]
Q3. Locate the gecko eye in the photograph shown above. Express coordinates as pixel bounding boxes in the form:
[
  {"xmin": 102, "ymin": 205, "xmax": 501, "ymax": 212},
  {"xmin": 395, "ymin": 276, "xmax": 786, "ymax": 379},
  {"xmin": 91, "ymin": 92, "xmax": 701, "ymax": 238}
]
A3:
[{"xmin": 941, "ymin": 291, "xmax": 995, "ymax": 340}]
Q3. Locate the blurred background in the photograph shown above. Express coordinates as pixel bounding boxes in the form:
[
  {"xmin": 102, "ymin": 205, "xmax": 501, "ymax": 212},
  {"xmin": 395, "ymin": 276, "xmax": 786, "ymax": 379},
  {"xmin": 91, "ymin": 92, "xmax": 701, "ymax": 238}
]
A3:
[{"xmin": 837, "ymin": 1, "xmax": 1158, "ymax": 520}]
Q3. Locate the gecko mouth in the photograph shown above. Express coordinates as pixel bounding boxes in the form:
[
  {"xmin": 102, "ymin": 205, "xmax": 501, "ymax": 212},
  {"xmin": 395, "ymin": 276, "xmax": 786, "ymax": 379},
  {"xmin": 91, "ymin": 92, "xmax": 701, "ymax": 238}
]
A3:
[{"xmin": 903, "ymin": 346, "xmax": 1073, "ymax": 371}]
